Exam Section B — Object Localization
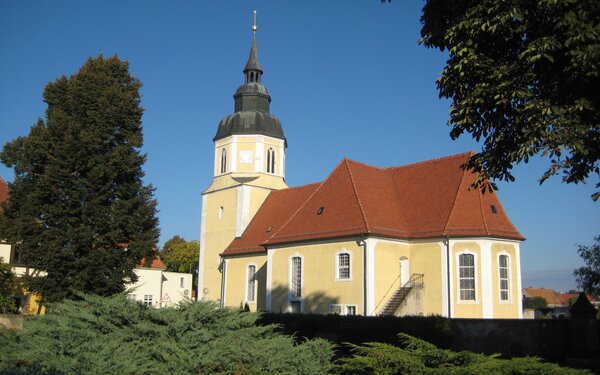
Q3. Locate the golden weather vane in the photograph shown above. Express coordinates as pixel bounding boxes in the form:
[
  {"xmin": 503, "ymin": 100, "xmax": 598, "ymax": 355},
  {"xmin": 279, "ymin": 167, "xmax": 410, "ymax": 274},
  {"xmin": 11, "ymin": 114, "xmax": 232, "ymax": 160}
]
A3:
[{"xmin": 252, "ymin": 10, "xmax": 257, "ymax": 33}]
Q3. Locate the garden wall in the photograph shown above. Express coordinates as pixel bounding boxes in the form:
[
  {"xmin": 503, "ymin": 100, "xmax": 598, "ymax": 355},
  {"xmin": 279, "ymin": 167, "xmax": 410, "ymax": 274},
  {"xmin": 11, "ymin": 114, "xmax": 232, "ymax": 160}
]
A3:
[{"xmin": 258, "ymin": 313, "xmax": 599, "ymax": 362}]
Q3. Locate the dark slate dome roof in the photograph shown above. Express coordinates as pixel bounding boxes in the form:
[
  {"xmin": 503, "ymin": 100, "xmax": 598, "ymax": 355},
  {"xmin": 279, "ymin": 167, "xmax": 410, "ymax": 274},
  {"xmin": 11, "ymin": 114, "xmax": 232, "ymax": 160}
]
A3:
[
  {"xmin": 213, "ymin": 34, "xmax": 286, "ymax": 144},
  {"xmin": 214, "ymin": 111, "xmax": 285, "ymax": 142}
]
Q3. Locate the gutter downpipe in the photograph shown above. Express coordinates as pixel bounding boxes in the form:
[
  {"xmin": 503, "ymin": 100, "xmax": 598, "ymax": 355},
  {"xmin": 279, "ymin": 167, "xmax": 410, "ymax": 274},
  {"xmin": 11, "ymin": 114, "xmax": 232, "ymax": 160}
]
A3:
[
  {"xmin": 357, "ymin": 238, "xmax": 367, "ymax": 316},
  {"xmin": 444, "ymin": 235, "xmax": 452, "ymax": 318},
  {"xmin": 219, "ymin": 256, "xmax": 226, "ymax": 308}
]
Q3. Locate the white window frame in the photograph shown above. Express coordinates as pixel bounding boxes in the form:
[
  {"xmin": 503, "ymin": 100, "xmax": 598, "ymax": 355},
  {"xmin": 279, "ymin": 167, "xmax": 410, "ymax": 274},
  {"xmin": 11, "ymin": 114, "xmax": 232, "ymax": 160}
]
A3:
[
  {"xmin": 335, "ymin": 250, "xmax": 352, "ymax": 281},
  {"xmin": 143, "ymin": 294, "xmax": 153, "ymax": 306},
  {"xmin": 288, "ymin": 254, "xmax": 303, "ymax": 313},
  {"xmin": 127, "ymin": 293, "xmax": 136, "ymax": 301},
  {"xmin": 289, "ymin": 300, "xmax": 302, "ymax": 314},
  {"xmin": 456, "ymin": 251, "xmax": 478, "ymax": 303},
  {"xmin": 246, "ymin": 263, "xmax": 257, "ymax": 304},
  {"xmin": 328, "ymin": 304, "xmax": 358, "ymax": 316},
  {"xmin": 498, "ymin": 253, "xmax": 511, "ymax": 303},
  {"xmin": 345, "ymin": 305, "xmax": 357, "ymax": 316}
]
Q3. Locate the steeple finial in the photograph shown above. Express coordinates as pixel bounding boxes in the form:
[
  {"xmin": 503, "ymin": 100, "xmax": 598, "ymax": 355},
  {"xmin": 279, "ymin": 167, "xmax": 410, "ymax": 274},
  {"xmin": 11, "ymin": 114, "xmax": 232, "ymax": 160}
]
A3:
[{"xmin": 244, "ymin": 10, "xmax": 262, "ymax": 82}]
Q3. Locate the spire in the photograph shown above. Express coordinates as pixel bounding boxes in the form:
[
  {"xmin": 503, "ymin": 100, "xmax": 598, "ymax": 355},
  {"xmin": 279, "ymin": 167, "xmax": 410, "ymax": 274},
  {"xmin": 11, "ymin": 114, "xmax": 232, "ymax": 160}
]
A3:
[
  {"xmin": 244, "ymin": 10, "xmax": 262, "ymax": 82},
  {"xmin": 213, "ymin": 10, "xmax": 286, "ymax": 144}
]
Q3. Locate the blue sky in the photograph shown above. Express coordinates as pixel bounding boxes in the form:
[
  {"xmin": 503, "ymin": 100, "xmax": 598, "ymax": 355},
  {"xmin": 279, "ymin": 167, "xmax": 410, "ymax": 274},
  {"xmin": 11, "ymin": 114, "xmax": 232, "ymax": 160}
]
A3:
[{"xmin": 1, "ymin": 1, "xmax": 597, "ymax": 292}]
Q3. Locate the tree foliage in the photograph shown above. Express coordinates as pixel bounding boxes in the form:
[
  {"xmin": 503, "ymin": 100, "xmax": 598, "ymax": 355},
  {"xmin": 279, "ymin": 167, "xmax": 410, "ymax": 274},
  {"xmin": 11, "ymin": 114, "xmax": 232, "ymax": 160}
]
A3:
[
  {"xmin": 0, "ymin": 294, "xmax": 333, "ymax": 375},
  {"xmin": 161, "ymin": 235, "xmax": 199, "ymax": 274},
  {"xmin": 0, "ymin": 258, "xmax": 17, "ymax": 313},
  {"xmin": 574, "ymin": 235, "xmax": 600, "ymax": 295},
  {"xmin": 330, "ymin": 333, "xmax": 587, "ymax": 374},
  {"xmin": 522, "ymin": 296, "xmax": 548, "ymax": 309},
  {"xmin": 420, "ymin": 0, "xmax": 600, "ymax": 200},
  {"xmin": 0, "ymin": 56, "xmax": 159, "ymax": 302}
]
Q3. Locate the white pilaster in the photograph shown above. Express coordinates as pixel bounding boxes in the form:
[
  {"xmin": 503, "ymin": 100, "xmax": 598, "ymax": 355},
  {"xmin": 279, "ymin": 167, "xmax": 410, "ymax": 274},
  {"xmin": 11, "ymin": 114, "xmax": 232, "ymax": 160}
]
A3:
[
  {"xmin": 197, "ymin": 195, "xmax": 207, "ymax": 301},
  {"xmin": 266, "ymin": 248, "xmax": 275, "ymax": 311},
  {"xmin": 515, "ymin": 244, "xmax": 523, "ymax": 318},
  {"xmin": 440, "ymin": 241, "xmax": 449, "ymax": 317},
  {"xmin": 481, "ymin": 240, "xmax": 494, "ymax": 318},
  {"xmin": 366, "ymin": 239, "xmax": 376, "ymax": 316}
]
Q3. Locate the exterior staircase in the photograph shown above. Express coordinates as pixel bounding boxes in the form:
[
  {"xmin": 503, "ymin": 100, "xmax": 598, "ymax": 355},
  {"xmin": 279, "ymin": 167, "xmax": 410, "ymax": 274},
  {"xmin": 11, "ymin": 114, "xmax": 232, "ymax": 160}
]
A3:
[{"xmin": 379, "ymin": 273, "xmax": 424, "ymax": 316}]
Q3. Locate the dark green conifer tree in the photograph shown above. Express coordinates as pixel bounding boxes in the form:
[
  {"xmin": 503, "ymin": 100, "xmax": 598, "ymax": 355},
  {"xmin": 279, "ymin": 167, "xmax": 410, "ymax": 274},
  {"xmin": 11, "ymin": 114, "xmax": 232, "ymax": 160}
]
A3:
[{"xmin": 0, "ymin": 56, "xmax": 159, "ymax": 302}]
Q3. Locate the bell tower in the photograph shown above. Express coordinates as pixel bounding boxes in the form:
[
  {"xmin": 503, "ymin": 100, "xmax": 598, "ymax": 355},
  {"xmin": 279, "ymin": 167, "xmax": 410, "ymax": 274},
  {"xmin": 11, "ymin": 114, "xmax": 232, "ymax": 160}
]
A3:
[{"xmin": 198, "ymin": 12, "xmax": 288, "ymax": 302}]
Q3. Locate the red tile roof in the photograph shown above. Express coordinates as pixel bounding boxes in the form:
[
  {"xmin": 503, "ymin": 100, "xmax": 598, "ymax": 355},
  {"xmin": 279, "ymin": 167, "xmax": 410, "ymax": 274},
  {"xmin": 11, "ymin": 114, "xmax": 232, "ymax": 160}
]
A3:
[
  {"xmin": 559, "ymin": 293, "xmax": 598, "ymax": 304},
  {"xmin": 223, "ymin": 153, "xmax": 524, "ymax": 256},
  {"xmin": 138, "ymin": 253, "xmax": 167, "ymax": 270},
  {"xmin": 523, "ymin": 287, "xmax": 565, "ymax": 306}
]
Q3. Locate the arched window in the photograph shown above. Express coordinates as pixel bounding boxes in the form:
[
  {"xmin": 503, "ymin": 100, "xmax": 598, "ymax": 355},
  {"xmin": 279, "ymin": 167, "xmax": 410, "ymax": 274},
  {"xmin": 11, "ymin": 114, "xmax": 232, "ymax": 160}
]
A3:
[
  {"xmin": 499, "ymin": 255, "xmax": 510, "ymax": 301},
  {"xmin": 337, "ymin": 253, "xmax": 350, "ymax": 280},
  {"xmin": 458, "ymin": 253, "xmax": 476, "ymax": 301},
  {"xmin": 267, "ymin": 148, "xmax": 276, "ymax": 174},
  {"xmin": 291, "ymin": 256, "xmax": 302, "ymax": 298},
  {"xmin": 220, "ymin": 148, "xmax": 227, "ymax": 174},
  {"xmin": 247, "ymin": 265, "xmax": 256, "ymax": 303}
]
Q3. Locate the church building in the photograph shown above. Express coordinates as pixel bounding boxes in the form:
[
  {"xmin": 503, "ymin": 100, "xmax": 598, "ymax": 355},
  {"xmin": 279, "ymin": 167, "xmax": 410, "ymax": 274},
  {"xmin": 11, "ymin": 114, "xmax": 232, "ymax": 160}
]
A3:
[{"xmin": 198, "ymin": 24, "xmax": 524, "ymax": 319}]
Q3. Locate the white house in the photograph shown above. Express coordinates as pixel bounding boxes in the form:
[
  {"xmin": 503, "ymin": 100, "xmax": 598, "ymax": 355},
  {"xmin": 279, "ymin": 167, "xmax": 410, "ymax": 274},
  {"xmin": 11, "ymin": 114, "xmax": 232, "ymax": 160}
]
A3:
[{"xmin": 127, "ymin": 256, "xmax": 193, "ymax": 308}]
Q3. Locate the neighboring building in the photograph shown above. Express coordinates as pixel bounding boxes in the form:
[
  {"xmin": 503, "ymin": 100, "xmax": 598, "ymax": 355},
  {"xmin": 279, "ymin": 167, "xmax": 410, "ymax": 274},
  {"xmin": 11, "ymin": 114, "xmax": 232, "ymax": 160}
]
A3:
[
  {"xmin": 127, "ymin": 255, "xmax": 193, "ymax": 308},
  {"xmin": 522, "ymin": 287, "xmax": 599, "ymax": 319},
  {"xmin": 523, "ymin": 287, "xmax": 565, "ymax": 308},
  {"xmin": 198, "ymin": 28, "xmax": 525, "ymax": 318},
  {"xmin": 0, "ymin": 177, "xmax": 45, "ymax": 315}
]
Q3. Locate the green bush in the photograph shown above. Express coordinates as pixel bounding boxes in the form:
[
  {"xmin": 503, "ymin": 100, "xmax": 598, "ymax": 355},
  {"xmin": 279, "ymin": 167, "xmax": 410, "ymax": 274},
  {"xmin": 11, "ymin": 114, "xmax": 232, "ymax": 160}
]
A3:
[
  {"xmin": 0, "ymin": 294, "xmax": 333, "ymax": 375},
  {"xmin": 329, "ymin": 333, "xmax": 589, "ymax": 375}
]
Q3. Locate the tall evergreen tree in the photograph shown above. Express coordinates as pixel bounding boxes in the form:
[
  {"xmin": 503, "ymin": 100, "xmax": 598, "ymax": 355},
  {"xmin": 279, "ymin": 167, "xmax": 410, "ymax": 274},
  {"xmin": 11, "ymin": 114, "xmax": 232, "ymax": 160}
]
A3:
[{"xmin": 0, "ymin": 56, "xmax": 159, "ymax": 302}]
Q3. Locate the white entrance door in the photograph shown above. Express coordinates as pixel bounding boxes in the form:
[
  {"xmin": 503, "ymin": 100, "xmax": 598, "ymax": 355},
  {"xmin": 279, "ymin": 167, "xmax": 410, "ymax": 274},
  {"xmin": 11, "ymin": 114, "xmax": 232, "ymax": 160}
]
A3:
[{"xmin": 400, "ymin": 257, "xmax": 410, "ymax": 285}]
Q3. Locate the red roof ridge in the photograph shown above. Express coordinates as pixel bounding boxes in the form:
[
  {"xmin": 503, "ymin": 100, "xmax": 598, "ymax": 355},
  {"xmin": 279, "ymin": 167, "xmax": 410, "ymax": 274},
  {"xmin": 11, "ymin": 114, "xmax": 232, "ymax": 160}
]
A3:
[
  {"xmin": 344, "ymin": 159, "xmax": 370, "ymax": 232},
  {"xmin": 478, "ymin": 180, "xmax": 490, "ymax": 235},
  {"xmin": 258, "ymin": 182, "xmax": 322, "ymax": 243},
  {"xmin": 443, "ymin": 165, "xmax": 467, "ymax": 235},
  {"xmin": 343, "ymin": 157, "xmax": 383, "ymax": 170},
  {"xmin": 384, "ymin": 151, "xmax": 475, "ymax": 171},
  {"xmin": 491, "ymin": 196, "xmax": 523, "ymax": 240},
  {"xmin": 266, "ymin": 173, "xmax": 334, "ymax": 242}
]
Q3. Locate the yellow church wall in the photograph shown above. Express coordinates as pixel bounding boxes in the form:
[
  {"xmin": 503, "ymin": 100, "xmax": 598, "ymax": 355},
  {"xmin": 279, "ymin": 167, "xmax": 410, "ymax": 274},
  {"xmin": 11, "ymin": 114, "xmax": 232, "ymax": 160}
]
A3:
[
  {"xmin": 372, "ymin": 240, "xmax": 409, "ymax": 314},
  {"xmin": 491, "ymin": 243, "xmax": 520, "ymax": 318},
  {"xmin": 451, "ymin": 241, "xmax": 483, "ymax": 318},
  {"xmin": 224, "ymin": 254, "xmax": 267, "ymax": 312},
  {"xmin": 269, "ymin": 240, "xmax": 364, "ymax": 314},
  {"xmin": 409, "ymin": 242, "xmax": 444, "ymax": 316},
  {"xmin": 200, "ymin": 187, "xmax": 238, "ymax": 301}
]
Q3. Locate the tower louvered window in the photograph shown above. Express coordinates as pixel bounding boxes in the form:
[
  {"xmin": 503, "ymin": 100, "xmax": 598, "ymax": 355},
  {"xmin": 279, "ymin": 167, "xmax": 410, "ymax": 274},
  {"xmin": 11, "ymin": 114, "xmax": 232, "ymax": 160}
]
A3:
[
  {"xmin": 459, "ymin": 254, "xmax": 476, "ymax": 301},
  {"xmin": 267, "ymin": 148, "xmax": 275, "ymax": 174},
  {"xmin": 499, "ymin": 255, "xmax": 510, "ymax": 301},
  {"xmin": 220, "ymin": 148, "xmax": 227, "ymax": 174}
]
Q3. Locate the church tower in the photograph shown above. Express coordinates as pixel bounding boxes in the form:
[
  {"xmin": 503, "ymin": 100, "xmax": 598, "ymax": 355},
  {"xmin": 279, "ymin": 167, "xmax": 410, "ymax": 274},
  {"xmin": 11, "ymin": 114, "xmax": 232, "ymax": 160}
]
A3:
[{"xmin": 198, "ymin": 14, "xmax": 288, "ymax": 302}]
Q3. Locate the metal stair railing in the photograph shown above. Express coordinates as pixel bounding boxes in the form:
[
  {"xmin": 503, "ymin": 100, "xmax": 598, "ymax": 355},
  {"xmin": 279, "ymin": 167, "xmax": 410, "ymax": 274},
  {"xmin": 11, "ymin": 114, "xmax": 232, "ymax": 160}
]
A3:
[{"xmin": 378, "ymin": 273, "xmax": 424, "ymax": 316}]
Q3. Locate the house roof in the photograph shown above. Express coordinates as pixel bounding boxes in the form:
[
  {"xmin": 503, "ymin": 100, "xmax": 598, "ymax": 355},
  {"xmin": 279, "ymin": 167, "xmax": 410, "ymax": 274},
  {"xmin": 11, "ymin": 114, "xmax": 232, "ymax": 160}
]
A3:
[
  {"xmin": 223, "ymin": 152, "xmax": 524, "ymax": 256},
  {"xmin": 138, "ymin": 253, "xmax": 167, "ymax": 270},
  {"xmin": 559, "ymin": 293, "xmax": 598, "ymax": 304},
  {"xmin": 523, "ymin": 287, "xmax": 565, "ymax": 306}
]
